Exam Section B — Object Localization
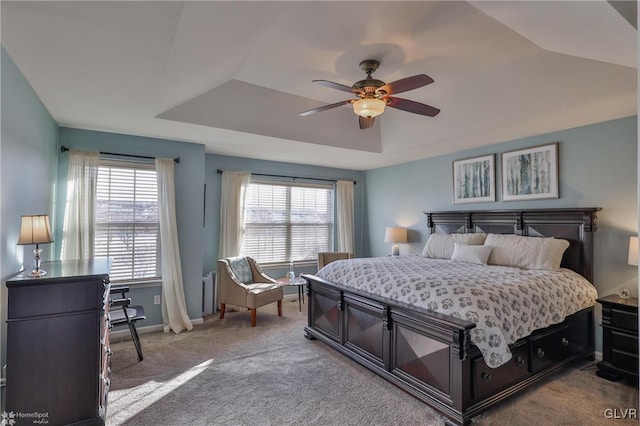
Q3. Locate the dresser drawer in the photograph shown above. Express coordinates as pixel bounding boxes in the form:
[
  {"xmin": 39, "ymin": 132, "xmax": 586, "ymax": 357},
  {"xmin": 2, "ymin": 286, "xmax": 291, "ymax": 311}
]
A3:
[
  {"xmin": 473, "ymin": 342, "xmax": 528, "ymax": 400},
  {"xmin": 7, "ymin": 278, "xmax": 107, "ymax": 319}
]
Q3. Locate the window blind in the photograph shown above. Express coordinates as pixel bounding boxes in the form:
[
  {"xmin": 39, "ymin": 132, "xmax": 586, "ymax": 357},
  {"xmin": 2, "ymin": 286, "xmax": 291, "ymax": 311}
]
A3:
[
  {"xmin": 95, "ymin": 160, "xmax": 161, "ymax": 281},
  {"xmin": 243, "ymin": 180, "xmax": 334, "ymax": 265}
]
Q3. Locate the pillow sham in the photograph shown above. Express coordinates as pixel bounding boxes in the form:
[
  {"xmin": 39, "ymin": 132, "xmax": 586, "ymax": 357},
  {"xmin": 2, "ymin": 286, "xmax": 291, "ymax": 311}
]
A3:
[
  {"xmin": 450, "ymin": 243, "xmax": 493, "ymax": 265},
  {"xmin": 227, "ymin": 257, "xmax": 254, "ymax": 283},
  {"xmin": 484, "ymin": 233, "xmax": 570, "ymax": 270},
  {"xmin": 422, "ymin": 233, "xmax": 487, "ymax": 259}
]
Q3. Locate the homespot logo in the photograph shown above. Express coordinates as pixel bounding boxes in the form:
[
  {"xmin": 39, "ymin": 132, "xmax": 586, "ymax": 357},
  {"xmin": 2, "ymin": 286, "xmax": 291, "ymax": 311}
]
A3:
[{"xmin": 1, "ymin": 411, "xmax": 49, "ymax": 425}]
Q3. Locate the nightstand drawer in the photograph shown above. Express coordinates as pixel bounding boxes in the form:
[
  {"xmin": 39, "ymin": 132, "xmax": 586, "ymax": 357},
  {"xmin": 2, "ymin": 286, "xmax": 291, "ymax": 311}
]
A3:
[
  {"xmin": 611, "ymin": 330, "xmax": 638, "ymax": 355},
  {"xmin": 611, "ymin": 350, "xmax": 639, "ymax": 373},
  {"xmin": 609, "ymin": 309, "xmax": 638, "ymax": 333}
]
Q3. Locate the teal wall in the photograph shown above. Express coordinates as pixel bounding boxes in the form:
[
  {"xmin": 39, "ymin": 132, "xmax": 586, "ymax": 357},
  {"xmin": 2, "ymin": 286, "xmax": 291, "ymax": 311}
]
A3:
[
  {"xmin": 204, "ymin": 154, "xmax": 364, "ymax": 283},
  {"xmin": 364, "ymin": 115, "xmax": 638, "ymax": 351},
  {"xmin": 55, "ymin": 127, "xmax": 206, "ymax": 326},
  {"xmin": 0, "ymin": 47, "xmax": 58, "ymax": 400}
]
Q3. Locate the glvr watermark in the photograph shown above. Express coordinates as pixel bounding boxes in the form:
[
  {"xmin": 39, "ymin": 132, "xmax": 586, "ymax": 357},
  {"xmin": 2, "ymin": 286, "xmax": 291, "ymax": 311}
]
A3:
[
  {"xmin": 1, "ymin": 411, "xmax": 49, "ymax": 425},
  {"xmin": 604, "ymin": 408, "xmax": 637, "ymax": 420}
]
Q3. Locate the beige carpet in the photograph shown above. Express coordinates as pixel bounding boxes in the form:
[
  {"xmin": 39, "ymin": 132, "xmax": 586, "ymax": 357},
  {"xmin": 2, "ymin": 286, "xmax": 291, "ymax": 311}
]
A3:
[{"xmin": 107, "ymin": 299, "xmax": 638, "ymax": 425}]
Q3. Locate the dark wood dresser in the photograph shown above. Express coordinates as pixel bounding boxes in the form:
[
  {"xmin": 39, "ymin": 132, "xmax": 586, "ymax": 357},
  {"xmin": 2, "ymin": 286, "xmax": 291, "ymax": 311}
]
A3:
[
  {"xmin": 5, "ymin": 258, "xmax": 111, "ymax": 425},
  {"xmin": 596, "ymin": 294, "xmax": 638, "ymax": 381}
]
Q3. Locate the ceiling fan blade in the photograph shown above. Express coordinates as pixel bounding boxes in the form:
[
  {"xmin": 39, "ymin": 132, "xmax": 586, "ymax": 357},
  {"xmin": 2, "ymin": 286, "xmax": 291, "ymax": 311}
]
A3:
[
  {"xmin": 386, "ymin": 97, "xmax": 440, "ymax": 117},
  {"xmin": 313, "ymin": 80, "xmax": 359, "ymax": 94},
  {"xmin": 378, "ymin": 74, "xmax": 434, "ymax": 96},
  {"xmin": 359, "ymin": 116, "xmax": 375, "ymax": 129},
  {"xmin": 299, "ymin": 99, "xmax": 353, "ymax": 117}
]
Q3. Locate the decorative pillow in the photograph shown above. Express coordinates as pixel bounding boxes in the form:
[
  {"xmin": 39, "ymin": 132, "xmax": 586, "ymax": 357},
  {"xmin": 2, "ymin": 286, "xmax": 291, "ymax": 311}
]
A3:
[
  {"xmin": 484, "ymin": 234, "xmax": 570, "ymax": 270},
  {"xmin": 422, "ymin": 233, "xmax": 487, "ymax": 259},
  {"xmin": 227, "ymin": 257, "xmax": 254, "ymax": 283},
  {"xmin": 451, "ymin": 243, "xmax": 493, "ymax": 265}
]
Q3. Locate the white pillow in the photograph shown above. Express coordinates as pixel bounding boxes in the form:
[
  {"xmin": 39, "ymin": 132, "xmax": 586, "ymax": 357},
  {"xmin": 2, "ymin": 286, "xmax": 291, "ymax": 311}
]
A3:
[
  {"xmin": 451, "ymin": 243, "xmax": 493, "ymax": 265},
  {"xmin": 422, "ymin": 233, "xmax": 487, "ymax": 259},
  {"xmin": 484, "ymin": 233, "xmax": 570, "ymax": 270}
]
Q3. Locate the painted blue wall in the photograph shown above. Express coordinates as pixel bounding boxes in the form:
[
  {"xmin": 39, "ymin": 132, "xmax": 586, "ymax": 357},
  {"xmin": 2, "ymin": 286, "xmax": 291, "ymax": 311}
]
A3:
[
  {"xmin": 0, "ymin": 47, "xmax": 58, "ymax": 398},
  {"xmin": 204, "ymin": 154, "xmax": 365, "ymax": 282},
  {"xmin": 364, "ymin": 116, "xmax": 638, "ymax": 351},
  {"xmin": 55, "ymin": 127, "xmax": 206, "ymax": 326}
]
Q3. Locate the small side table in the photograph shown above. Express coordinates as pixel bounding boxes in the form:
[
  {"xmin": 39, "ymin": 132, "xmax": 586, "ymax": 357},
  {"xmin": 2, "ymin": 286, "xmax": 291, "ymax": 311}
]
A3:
[
  {"xmin": 276, "ymin": 277, "xmax": 307, "ymax": 312},
  {"xmin": 596, "ymin": 294, "xmax": 638, "ymax": 381}
]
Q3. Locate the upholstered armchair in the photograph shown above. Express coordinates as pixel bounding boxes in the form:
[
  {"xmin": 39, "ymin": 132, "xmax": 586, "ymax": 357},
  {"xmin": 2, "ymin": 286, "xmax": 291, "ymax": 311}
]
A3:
[
  {"xmin": 317, "ymin": 252, "xmax": 354, "ymax": 270},
  {"xmin": 217, "ymin": 256, "xmax": 283, "ymax": 327}
]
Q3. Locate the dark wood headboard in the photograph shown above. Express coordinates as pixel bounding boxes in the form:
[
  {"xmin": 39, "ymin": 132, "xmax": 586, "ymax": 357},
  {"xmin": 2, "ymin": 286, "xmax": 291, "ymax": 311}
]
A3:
[{"xmin": 423, "ymin": 208, "xmax": 601, "ymax": 282}]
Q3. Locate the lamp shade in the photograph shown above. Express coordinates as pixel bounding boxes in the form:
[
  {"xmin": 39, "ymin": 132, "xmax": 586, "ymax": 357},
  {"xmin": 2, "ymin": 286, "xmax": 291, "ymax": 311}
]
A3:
[
  {"xmin": 17, "ymin": 215, "xmax": 53, "ymax": 245},
  {"xmin": 353, "ymin": 98, "xmax": 386, "ymax": 118},
  {"xmin": 628, "ymin": 236, "xmax": 639, "ymax": 266},
  {"xmin": 384, "ymin": 227, "xmax": 407, "ymax": 244}
]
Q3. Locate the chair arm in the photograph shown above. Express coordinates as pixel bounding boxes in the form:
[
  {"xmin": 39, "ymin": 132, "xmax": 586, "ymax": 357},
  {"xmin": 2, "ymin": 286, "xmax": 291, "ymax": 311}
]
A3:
[
  {"xmin": 247, "ymin": 257, "xmax": 277, "ymax": 284},
  {"xmin": 254, "ymin": 271, "xmax": 277, "ymax": 284},
  {"xmin": 110, "ymin": 285, "xmax": 130, "ymax": 299},
  {"xmin": 110, "ymin": 297, "xmax": 131, "ymax": 308},
  {"xmin": 221, "ymin": 262, "xmax": 250, "ymax": 289}
]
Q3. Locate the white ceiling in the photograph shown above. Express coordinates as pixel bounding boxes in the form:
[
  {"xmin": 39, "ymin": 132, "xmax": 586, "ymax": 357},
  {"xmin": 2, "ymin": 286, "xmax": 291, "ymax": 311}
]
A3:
[{"xmin": 1, "ymin": 1, "xmax": 636, "ymax": 170}]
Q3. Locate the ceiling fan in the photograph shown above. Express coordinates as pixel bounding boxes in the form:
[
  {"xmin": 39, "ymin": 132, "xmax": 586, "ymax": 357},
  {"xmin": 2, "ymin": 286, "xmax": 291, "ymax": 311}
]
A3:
[{"xmin": 300, "ymin": 59, "xmax": 440, "ymax": 129}]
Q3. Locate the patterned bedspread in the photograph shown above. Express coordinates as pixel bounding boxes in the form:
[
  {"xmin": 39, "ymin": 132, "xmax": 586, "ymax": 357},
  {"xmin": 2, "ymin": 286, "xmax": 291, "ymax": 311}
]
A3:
[{"xmin": 315, "ymin": 255, "xmax": 597, "ymax": 368}]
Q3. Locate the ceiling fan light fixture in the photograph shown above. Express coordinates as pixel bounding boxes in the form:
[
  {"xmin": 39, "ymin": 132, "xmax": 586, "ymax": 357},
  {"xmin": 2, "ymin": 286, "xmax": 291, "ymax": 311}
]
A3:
[{"xmin": 353, "ymin": 98, "xmax": 386, "ymax": 118}]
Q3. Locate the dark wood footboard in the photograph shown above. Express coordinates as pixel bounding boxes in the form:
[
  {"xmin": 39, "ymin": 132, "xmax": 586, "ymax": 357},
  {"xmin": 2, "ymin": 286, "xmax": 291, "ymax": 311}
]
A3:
[
  {"xmin": 302, "ymin": 274, "xmax": 595, "ymax": 426},
  {"xmin": 304, "ymin": 208, "xmax": 600, "ymax": 424}
]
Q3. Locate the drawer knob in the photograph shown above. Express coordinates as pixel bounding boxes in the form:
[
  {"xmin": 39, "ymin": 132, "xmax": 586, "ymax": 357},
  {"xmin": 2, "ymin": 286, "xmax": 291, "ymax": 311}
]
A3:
[
  {"xmin": 516, "ymin": 355, "xmax": 526, "ymax": 366},
  {"xmin": 561, "ymin": 337, "xmax": 569, "ymax": 347},
  {"xmin": 481, "ymin": 371, "xmax": 492, "ymax": 382},
  {"xmin": 537, "ymin": 348, "xmax": 545, "ymax": 358}
]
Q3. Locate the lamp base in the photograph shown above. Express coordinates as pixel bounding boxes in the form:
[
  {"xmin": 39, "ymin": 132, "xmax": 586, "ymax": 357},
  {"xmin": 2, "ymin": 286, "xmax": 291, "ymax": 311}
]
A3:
[
  {"xmin": 28, "ymin": 247, "xmax": 47, "ymax": 277},
  {"xmin": 391, "ymin": 244, "xmax": 400, "ymax": 256},
  {"xmin": 28, "ymin": 268, "xmax": 47, "ymax": 277}
]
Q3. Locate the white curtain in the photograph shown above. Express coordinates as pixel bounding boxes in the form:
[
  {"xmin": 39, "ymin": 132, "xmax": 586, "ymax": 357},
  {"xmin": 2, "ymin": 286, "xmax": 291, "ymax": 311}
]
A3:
[
  {"xmin": 156, "ymin": 158, "xmax": 193, "ymax": 334},
  {"xmin": 61, "ymin": 149, "xmax": 99, "ymax": 260},
  {"xmin": 218, "ymin": 171, "xmax": 251, "ymax": 258},
  {"xmin": 336, "ymin": 180, "xmax": 355, "ymax": 253}
]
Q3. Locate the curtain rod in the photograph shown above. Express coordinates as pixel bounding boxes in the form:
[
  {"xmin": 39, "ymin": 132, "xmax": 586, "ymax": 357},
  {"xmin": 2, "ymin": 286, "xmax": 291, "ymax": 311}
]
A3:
[
  {"xmin": 216, "ymin": 169, "xmax": 356, "ymax": 185},
  {"xmin": 60, "ymin": 145, "xmax": 180, "ymax": 164}
]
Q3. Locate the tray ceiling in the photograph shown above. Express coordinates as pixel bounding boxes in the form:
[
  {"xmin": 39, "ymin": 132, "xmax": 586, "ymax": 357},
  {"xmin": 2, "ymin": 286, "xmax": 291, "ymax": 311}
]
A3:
[{"xmin": 1, "ymin": 1, "xmax": 636, "ymax": 170}]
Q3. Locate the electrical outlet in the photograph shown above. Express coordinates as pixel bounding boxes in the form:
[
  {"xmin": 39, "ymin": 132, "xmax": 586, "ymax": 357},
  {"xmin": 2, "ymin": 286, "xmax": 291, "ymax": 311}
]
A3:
[{"xmin": 154, "ymin": 295, "xmax": 161, "ymax": 305}]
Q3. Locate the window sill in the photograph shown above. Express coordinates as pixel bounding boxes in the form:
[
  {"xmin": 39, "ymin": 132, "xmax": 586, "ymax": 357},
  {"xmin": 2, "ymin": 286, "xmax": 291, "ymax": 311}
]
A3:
[{"xmin": 110, "ymin": 278, "xmax": 162, "ymax": 289}]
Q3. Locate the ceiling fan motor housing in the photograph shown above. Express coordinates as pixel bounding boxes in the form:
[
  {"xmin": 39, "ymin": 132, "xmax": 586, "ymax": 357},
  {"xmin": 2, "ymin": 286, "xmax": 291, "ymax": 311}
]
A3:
[{"xmin": 300, "ymin": 58, "xmax": 439, "ymax": 123}]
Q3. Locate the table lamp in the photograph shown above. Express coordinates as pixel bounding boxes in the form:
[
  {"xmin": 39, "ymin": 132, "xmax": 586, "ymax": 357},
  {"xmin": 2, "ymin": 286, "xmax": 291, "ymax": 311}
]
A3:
[
  {"xmin": 619, "ymin": 235, "xmax": 639, "ymax": 299},
  {"xmin": 628, "ymin": 236, "xmax": 638, "ymax": 267},
  {"xmin": 385, "ymin": 227, "xmax": 407, "ymax": 256},
  {"xmin": 17, "ymin": 214, "xmax": 54, "ymax": 277}
]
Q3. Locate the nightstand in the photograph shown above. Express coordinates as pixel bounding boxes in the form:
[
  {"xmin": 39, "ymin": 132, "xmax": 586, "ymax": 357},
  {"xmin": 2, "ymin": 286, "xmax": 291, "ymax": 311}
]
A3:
[{"xmin": 596, "ymin": 294, "xmax": 638, "ymax": 381}]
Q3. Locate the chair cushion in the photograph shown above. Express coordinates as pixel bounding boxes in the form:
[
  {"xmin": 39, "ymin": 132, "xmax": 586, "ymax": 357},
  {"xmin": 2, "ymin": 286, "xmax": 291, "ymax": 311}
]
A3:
[
  {"xmin": 227, "ymin": 257, "xmax": 254, "ymax": 284},
  {"xmin": 246, "ymin": 283, "xmax": 283, "ymax": 308}
]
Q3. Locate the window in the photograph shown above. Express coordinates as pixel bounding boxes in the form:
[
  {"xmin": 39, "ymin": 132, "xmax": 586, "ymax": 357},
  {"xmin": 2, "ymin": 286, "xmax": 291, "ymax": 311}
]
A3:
[
  {"xmin": 243, "ymin": 179, "xmax": 334, "ymax": 265},
  {"xmin": 95, "ymin": 160, "xmax": 161, "ymax": 282}
]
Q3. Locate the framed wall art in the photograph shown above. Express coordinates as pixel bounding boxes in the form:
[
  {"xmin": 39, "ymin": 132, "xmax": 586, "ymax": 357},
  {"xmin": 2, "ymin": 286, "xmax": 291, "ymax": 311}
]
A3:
[
  {"xmin": 501, "ymin": 142, "xmax": 558, "ymax": 201},
  {"xmin": 452, "ymin": 154, "xmax": 495, "ymax": 204}
]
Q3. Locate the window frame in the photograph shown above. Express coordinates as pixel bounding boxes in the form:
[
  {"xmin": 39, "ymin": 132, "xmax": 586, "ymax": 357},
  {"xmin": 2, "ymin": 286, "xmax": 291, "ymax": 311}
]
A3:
[
  {"xmin": 242, "ymin": 177, "xmax": 335, "ymax": 267},
  {"xmin": 94, "ymin": 158, "xmax": 162, "ymax": 284}
]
